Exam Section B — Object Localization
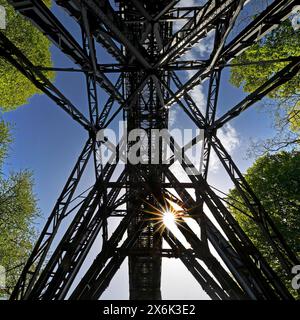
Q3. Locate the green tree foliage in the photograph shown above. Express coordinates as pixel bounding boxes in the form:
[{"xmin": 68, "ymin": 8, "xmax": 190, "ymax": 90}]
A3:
[
  {"xmin": 0, "ymin": 2, "xmax": 51, "ymax": 297},
  {"xmin": 230, "ymin": 21, "xmax": 300, "ymax": 133},
  {"xmin": 0, "ymin": 0, "xmax": 53, "ymax": 111},
  {"xmin": 289, "ymin": 104, "xmax": 300, "ymax": 134},
  {"xmin": 0, "ymin": 122, "xmax": 38, "ymax": 298},
  {"xmin": 0, "ymin": 120, "xmax": 11, "ymax": 165},
  {"xmin": 228, "ymin": 151, "xmax": 300, "ymax": 289}
]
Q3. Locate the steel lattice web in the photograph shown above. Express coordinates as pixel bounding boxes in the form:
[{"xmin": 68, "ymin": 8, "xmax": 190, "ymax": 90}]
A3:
[{"xmin": 0, "ymin": 0, "xmax": 299, "ymax": 300}]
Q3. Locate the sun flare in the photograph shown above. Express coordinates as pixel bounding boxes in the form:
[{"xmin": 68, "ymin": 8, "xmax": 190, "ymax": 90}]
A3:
[
  {"xmin": 162, "ymin": 210, "xmax": 177, "ymax": 229},
  {"xmin": 142, "ymin": 196, "xmax": 187, "ymax": 236}
]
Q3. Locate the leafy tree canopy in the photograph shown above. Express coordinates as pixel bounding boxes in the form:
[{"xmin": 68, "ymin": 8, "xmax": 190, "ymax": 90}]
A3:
[
  {"xmin": 0, "ymin": 0, "xmax": 53, "ymax": 111},
  {"xmin": 0, "ymin": 121, "xmax": 38, "ymax": 298},
  {"xmin": 0, "ymin": 120, "xmax": 11, "ymax": 165},
  {"xmin": 289, "ymin": 105, "xmax": 300, "ymax": 134},
  {"xmin": 228, "ymin": 151, "xmax": 300, "ymax": 291},
  {"xmin": 0, "ymin": 2, "xmax": 51, "ymax": 297},
  {"xmin": 230, "ymin": 20, "xmax": 300, "ymax": 133}
]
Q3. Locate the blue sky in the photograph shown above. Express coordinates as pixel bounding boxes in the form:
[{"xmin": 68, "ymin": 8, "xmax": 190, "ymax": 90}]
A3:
[{"xmin": 1, "ymin": 0, "xmax": 281, "ymax": 299}]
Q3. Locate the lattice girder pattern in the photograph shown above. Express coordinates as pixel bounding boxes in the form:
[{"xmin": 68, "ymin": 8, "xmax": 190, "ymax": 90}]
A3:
[{"xmin": 1, "ymin": 0, "xmax": 298, "ymax": 300}]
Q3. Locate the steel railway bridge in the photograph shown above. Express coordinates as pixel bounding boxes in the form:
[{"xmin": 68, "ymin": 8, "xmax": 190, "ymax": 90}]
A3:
[{"xmin": 1, "ymin": 0, "xmax": 299, "ymax": 300}]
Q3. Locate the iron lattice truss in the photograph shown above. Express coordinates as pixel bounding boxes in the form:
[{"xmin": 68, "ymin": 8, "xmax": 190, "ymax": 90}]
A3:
[{"xmin": 1, "ymin": 0, "xmax": 299, "ymax": 300}]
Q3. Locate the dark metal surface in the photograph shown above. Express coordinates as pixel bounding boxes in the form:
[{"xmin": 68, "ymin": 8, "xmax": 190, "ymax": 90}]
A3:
[{"xmin": 2, "ymin": 0, "xmax": 299, "ymax": 300}]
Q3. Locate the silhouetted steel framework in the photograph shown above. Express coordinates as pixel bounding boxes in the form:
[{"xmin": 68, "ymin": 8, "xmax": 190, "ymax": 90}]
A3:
[{"xmin": 2, "ymin": 0, "xmax": 299, "ymax": 300}]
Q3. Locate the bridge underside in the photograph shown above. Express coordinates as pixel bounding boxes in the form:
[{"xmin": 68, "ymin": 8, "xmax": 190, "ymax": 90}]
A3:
[{"xmin": 1, "ymin": 0, "xmax": 299, "ymax": 300}]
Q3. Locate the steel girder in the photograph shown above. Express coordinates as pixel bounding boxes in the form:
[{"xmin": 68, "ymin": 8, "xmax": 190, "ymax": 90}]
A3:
[
  {"xmin": 163, "ymin": 168, "xmax": 292, "ymax": 300},
  {"xmin": 122, "ymin": 4, "xmax": 169, "ymax": 298},
  {"xmin": 214, "ymin": 58, "xmax": 300, "ymax": 129},
  {"xmin": 201, "ymin": 70, "xmax": 221, "ymax": 179},
  {"xmin": 68, "ymin": 182, "xmax": 154, "ymax": 300},
  {"xmin": 80, "ymin": 7, "xmax": 103, "ymax": 181},
  {"xmin": 4, "ymin": 0, "xmax": 299, "ymax": 301},
  {"xmin": 26, "ymin": 167, "xmax": 125, "ymax": 300},
  {"xmin": 77, "ymin": 0, "xmax": 151, "ymax": 69},
  {"xmin": 94, "ymin": 56, "xmax": 297, "ymax": 73},
  {"xmin": 169, "ymin": 123, "xmax": 300, "ymax": 275},
  {"xmin": 169, "ymin": 71, "xmax": 205, "ymax": 127},
  {"xmin": 0, "ymin": 31, "xmax": 92, "ymax": 130},
  {"xmin": 21, "ymin": 140, "xmax": 130, "ymax": 299},
  {"xmin": 8, "ymin": 0, "xmax": 124, "ymax": 103},
  {"xmin": 169, "ymin": 58, "xmax": 300, "ymax": 272},
  {"xmin": 163, "ymin": 230, "xmax": 237, "ymax": 300},
  {"xmin": 55, "ymin": 0, "xmax": 127, "ymax": 63},
  {"xmin": 175, "ymin": 60, "xmax": 300, "ymax": 272},
  {"xmin": 10, "ymin": 138, "xmax": 94, "ymax": 300},
  {"xmin": 200, "ymin": 1, "xmax": 236, "ymax": 179},
  {"xmin": 165, "ymin": 0, "xmax": 299, "ymax": 107},
  {"xmin": 209, "ymin": 135, "xmax": 299, "ymax": 271},
  {"xmin": 163, "ymin": 136, "xmax": 293, "ymax": 299},
  {"xmin": 81, "ymin": 5, "xmax": 99, "ymax": 126},
  {"xmin": 167, "ymin": 216, "xmax": 245, "ymax": 299},
  {"xmin": 70, "ymin": 216, "xmax": 148, "ymax": 300},
  {"xmin": 158, "ymin": 0, "xmax": 240, "ymax": 66}
]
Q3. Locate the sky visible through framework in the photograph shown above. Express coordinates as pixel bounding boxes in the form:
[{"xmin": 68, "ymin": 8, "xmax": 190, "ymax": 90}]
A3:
[{"xmin": 1, "ymin": 0, "xmax": 282, "ymax": 299}]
